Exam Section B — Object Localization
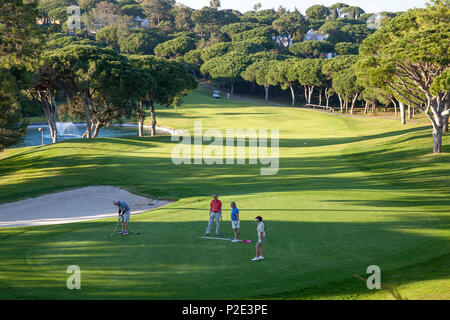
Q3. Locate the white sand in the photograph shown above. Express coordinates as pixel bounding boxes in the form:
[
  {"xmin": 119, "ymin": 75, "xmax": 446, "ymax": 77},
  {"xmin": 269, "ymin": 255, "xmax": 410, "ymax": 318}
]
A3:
[{"xmin": 0, "ymin": 186, "xmax": 171, "ymax": 228}]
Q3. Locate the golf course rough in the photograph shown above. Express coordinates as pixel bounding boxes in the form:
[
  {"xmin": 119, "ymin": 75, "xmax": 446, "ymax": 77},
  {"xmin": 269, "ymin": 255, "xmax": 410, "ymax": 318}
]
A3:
[{"xmin": 0, "ymin": 88, "xmax": 448, "ymax": 299}]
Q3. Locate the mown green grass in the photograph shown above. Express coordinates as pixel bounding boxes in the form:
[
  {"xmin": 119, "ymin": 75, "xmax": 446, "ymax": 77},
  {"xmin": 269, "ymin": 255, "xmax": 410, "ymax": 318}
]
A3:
[{"xmin": 0, "ymin": 88, "xmax": 449, "ymax": 299}]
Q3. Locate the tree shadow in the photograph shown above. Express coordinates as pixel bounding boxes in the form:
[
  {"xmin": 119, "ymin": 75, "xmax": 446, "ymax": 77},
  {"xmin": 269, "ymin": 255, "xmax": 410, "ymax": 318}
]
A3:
[
  {"xmin": 0, "ymin": 214, "xmax": 447, "ymax": 299},
  {"xmin": 0, "ymin": 133, "xmax": 449, "ymax": 203},
  {"xmin": 277, "ymin": 126, "xmax": 430, "ymax": 148}
]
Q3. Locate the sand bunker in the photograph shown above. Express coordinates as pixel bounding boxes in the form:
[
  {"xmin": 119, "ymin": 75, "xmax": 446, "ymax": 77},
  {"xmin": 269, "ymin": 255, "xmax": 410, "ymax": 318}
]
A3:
[{"xmin": 0, "ymin": 186, "xmax": 171, "ymax": 228}]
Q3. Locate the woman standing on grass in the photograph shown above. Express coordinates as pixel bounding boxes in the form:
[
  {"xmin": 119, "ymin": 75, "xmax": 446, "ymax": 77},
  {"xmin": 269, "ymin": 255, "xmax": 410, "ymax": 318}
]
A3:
[
  {"xmin": 230, "ymin": 201, "xmax": 240, "ymax": 242},
  {"xmin": 252, "ymin": 216, "xmax": 265, "ymax": 261}
]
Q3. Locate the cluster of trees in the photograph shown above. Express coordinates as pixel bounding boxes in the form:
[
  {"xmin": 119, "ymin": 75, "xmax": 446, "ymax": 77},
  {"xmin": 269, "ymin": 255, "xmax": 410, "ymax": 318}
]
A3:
[
  {"xmin": 0, "ymin": 0, "xmax": 42, "ymax": 150},
  {"xmin": 0, "ymin": 0, "xmax": 196, "ymax": 148},
  {"xmin": 181, "ymin": 2, "xmax": 448, "ymax": 153},
  {"xmin": 1, "ymin": 0, "xmax": 448, "ymax": 153},
  {"xmin": 29, "ymin": 44, "xmax": 196, "ymax": 143},
  {"xmin": 35, "ymin": 1, "xmax": 380, "ymax": 55},
  {"xmin": 358, "ymin": 2, "xmax": 449, "ymax": 153}
]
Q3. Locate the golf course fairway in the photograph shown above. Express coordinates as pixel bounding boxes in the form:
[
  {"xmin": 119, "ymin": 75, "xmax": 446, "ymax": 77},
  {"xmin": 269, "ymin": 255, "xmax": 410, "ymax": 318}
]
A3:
[{"xmin": 0, "ymin": 88, "xmax": 449, "ymax": 300}]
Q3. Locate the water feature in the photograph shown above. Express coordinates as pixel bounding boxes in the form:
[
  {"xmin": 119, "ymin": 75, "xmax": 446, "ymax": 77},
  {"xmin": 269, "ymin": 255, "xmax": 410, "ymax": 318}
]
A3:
[
  {"xmin": 55, "ymin": 122, "xmax": 80, "ymax": 137},
  {"xmin": 13, "ymin": 122, "xmax": 137, "ymax": 148}
]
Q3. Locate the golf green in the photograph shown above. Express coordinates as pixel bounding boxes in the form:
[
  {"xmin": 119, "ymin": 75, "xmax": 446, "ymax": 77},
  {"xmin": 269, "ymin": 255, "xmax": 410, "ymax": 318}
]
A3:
[{"xmin": 0, "ymin": 88, "xmax": 449, "ymax": 299}]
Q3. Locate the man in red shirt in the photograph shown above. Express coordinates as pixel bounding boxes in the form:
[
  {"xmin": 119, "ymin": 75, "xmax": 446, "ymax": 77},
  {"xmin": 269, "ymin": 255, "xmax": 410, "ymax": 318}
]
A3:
[{"xmin": 205, "ymin": 193, "xmax": 222, "ymax": 236}]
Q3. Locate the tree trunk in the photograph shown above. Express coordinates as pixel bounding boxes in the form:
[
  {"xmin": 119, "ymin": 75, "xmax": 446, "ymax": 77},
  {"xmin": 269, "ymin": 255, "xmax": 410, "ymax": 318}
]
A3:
[
  {"xmin": 50, "ymin": 120, "xmax": 57, "ymax": 143},
  {"xmin": 371, "ymin": 101, "xmax": 376, "ymax": 113},
  {"xmin": 399, "ymin": 102, "xmax": 406, "ymax": 125},
  {"xmin": 304, "ymin": 86, "xmax": 308, "ymax": 104},
  {"xmin": 47, "ymin": 90, "xmax": 59, "ymax": 143},
  {"xmin": 425, "ymin": 95, "xmax": 449, "ymax": 153},
  {"xmin": 37, "ymin": 91, "xmax": 58, "ymax": 144},
  {"xmin": 308, "ymin": 86, "xmax": 314, "ymax": 105},
  {"xmin": 364, "ymin": 101, "xmax": 369, "ymax": 114},
  {"xmin": 325, "ymin": 88, "xmax": 330, "ymax": 107},
  {"xmin": 318, "ymin": 87, "xmax": 322, "ymax": 106},
  {"xmin": 230, "ymin": 82, "xmax": 234, "ymax": 95},
  {"xmin": 391, "ymin": 99, "xmax": 397, "ymax": 117},
  {"xmin": 45, "ymin": 104, "xmax": 58, "ymax": 144},
  {"xmin": 337, "ymin": 94, "xmax": 343, "ymax": 112},
  {"xmin": 46, "ymin": 107, "xmax": 57, "ymax": 143},
  {"xmin": 150, "ymin": 100, "xmax": 156, "ymax": 136},
  {"xmin": 444, "ymin": 114, "xmax": 449, "ymax": 133},
  {"xmin": 138, "ymin": 100, "xmax": 145, "ymax": 137},
  {"xmin": 82, "ymin": 95, "xmax": 92, "ymax": 139},
  {"xmin": 432, "ymin": 126, "xmax": 443, "ymax": 153},
  {"xmin": 351, "ymin": 93, "xmax": 359, "ymax": 115},
  {"xmin": 264, "ymin": 85, "xmax": 269, "ymax": 103},
  {"xmin": 408, "ymin": 105, "xmax": 413, "ymax": 119},
  {"xmin": 289, "ymin": 85, "xmax": 295, "ymax": 107},
  {"xmin": 443, "ymin": 97, "xmax": 449, "ymax": 132},
  {"xmin": 92, "ymin": 121, "xmax": 103, "ymax": 138}
]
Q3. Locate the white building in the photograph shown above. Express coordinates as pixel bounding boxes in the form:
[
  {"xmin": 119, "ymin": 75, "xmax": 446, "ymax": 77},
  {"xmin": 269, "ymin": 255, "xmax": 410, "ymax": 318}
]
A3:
[
  {"xmin": 133, "ymin": 16, "xmax": 149, "ymax": 28},
  {"xmin": 304, "ymin": 29, "xmax": 329, "ymax": 41}
]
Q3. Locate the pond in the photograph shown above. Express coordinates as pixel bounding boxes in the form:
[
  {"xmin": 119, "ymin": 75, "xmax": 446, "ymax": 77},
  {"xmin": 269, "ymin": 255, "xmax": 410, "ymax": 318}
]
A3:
[{"xmin": 14, "ymin": 122, "xmax": 142, "ymax": 148}]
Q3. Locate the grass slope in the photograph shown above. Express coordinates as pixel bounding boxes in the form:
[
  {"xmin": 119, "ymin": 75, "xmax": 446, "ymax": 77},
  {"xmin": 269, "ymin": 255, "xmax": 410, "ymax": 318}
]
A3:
[{"xmin": 0, "ymin": 88, "xmax": 449, "ymax": 299}]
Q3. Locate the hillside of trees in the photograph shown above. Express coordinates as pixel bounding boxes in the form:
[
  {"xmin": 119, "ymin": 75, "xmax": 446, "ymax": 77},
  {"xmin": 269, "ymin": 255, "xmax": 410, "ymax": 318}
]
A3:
[{"xmin": 0, "ymin": 0, "xmax": 448, "ymax": 152}]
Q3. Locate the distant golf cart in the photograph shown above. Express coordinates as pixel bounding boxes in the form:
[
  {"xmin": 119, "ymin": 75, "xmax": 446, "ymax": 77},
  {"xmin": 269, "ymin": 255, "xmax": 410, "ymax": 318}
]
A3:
[{"xmin": 212, "ymin": 90, "xmax": 221, "ymax": 98}]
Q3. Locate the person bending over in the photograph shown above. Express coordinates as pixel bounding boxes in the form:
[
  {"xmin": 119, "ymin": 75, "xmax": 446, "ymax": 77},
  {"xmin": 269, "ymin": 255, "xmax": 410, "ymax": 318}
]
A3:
[{"xmin": 114, "ymin": 200, "xmax": 131, "ymax": 236}]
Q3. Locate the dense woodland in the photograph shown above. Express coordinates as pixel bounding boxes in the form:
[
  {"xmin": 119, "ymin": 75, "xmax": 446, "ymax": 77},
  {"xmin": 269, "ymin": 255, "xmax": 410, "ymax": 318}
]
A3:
[{"xmin": 0, "ymin": 0, "xmax": 449, "ymax": 152}]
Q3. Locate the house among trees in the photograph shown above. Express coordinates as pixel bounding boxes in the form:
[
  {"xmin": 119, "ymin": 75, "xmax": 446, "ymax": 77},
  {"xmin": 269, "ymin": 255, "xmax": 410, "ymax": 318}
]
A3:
[
  {"xmin": 304, "ymin": 29, "xmax": 329, "ymax": 41},
  {"xmin": 37, "ymin": 18, "xmax": 61, "ymax": 26},
  {"xmin": 132, "ymin": 16, "xmax": 150, "ymax": 28}
]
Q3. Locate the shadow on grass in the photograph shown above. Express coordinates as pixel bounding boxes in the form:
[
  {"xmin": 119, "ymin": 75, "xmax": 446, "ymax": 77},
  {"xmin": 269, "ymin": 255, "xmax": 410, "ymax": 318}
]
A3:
[
  {"xmin": 1, "ymin": 130, "xmax": 449, "ymax": 203},
  {"xmin": 252, "ymin": 252, "xmax": 450, "ymax": 300},
  {"xmin": 321, "ymin": 195, "xmax": 450, "ymax": 210},
  {"xmin": 278, "ymin": 126, "xmax": 430, "ymax": 148},
  {"xmin": 0, "ymin": 213, "xmax": 448, "ymax": 299}
]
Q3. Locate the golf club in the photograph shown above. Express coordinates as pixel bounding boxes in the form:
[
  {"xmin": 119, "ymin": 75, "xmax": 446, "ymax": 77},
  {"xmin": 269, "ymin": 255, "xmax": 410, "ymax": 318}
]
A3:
[
  {"xmin": 196, "ymin": 236, "xmax": 252, "ymax": 243},
  {"xmin": 197, "ymin": 236, "xmax": 230, "ymax": 241},
  {"xmin": 110, "ymin": 220, "xmax": 119, "ymax": 236}
]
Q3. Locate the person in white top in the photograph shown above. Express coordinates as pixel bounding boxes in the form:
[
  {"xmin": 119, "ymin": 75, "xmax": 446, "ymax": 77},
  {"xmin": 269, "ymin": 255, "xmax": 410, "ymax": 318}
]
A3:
[{"xmin": 252, "ymin": 216, "xmax": 265, "ymax": 261}]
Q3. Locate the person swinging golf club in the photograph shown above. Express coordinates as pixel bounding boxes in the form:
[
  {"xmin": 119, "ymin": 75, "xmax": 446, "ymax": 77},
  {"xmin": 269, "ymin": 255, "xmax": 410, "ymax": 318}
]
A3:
[
  {"xmin": 230, "ymin": 201, "xmax": 240, "ymax": 242},
  {"xmin": 114, "ymin": 200, "xmax": 130, "ymax": 236},
  {"xmin": 252, "ymin": 216, "xmax": 265, "ymax": 261},
  {"xmin": 205, "ymin": 193, "xmax": 222, "ymax": 236}
]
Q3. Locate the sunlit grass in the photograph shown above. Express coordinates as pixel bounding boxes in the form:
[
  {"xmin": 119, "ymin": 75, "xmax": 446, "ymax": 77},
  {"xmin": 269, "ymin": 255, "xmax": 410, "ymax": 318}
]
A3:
[{"xmin": 0, "ymin": 88, "xmax": 449, "ymax": 299}]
